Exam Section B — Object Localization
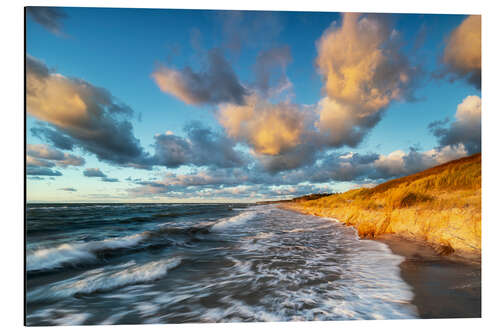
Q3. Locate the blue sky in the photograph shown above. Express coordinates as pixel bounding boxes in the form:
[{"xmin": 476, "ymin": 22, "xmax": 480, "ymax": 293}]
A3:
[{"xmin": 25, "ymin": 7, "xmax": 481, "ymax": 202}]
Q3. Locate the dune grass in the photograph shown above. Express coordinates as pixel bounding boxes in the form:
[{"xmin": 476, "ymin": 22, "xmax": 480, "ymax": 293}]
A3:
[{"xmin": 289, "ymin": 154, "xmax": 481, "ymax": 256}]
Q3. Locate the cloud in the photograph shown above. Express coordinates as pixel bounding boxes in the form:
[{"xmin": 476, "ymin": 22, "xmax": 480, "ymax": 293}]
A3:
[
  {"xmin": 129, "ymin": 182, "xmax": 328, "ymax": 201},
  {"xmin": 26, "ymin": 7, "xmax": 67, "ymax": 36},
  {"xmin": 315, "ymin": 97, "xmax": 381, "ymax": 148},
  {"xmin": 315, "ymin": 13, "xmax": 419, "ymax": 147},
  {"xmin": 26, "ymin": 144, "xmax": 85, "ymax": 177},
  {"xmin": 26, "ymin": 55, "xmax": 152, "ymax": 168},
  {"xmin": 303, "ymin": 152, "xmax": 381, "ymax": 182},
  {"xmin": 253, "ymin": 45, "xmax": 292, "ymax": 97},
  {"xmin": 26, "ymin": 155, "xmax": 55, "ymax": 168},
  {"xmin": 126, "ymin": 141, "xmax": 470, "ymax": 200},
  {"xmin": 284, "ymin": 145, "xmax": 467, "ymax": 183},
  {"xmin": 443, "ymin": 15, "xmax": 481, "ymax": 89},
  {"xmin": 27, "ymin": 56, "xmax": 247, "ymax": 171},
  {"xmin": 129, "ymin": 144, "xmax": 467, "ymax": 196},
  {"xmin": 371, "ymin": 145, "xmax": 468, "ymax": 179},
  {"xmin": 27, "ymin": 166, "xmax": 62, "ymax": 176},
  {"xmin": 102, "ymin": 177, "xmax": 119, "ymax": 183},
  {"xmin": 58, "ymin": 187, "xmax": 77, "ymax": 192},
  {"xmin": 218, "ymin": 11, "xmax": 283, "ymax": 53},
  {"xmin": 27, "ymin": 144, "xmax": 85, "ymax": 167},
  {"xmin": 83, "ymin": 168, "xmax": 106, "ymax": 177},
  {"xmin": 217, "ymin": 94, "xmax": 309, "ymax": 156},
  {"xmin": 152, "ymin": 49, "xmax": 247, "ymax": 105},
  {"xmin": 214, "ymin": 13, "xmax": 422, "ymax": 173},
  {"xmin": 131, "ymin": 169, "xmax": 244, "ymax": 196},
  {"xmin": 31, "ymin": 125, "xmax": 75, "ymax": 150},
  {"xmin": 429, "ymin": 95, "xmax": 481, "ymax": 154},
  {"xmin": 149, "ymin": 14, "xmax": 420, "ymax": 174},
  {"xmin": 254, "ymin": 139, "xmax": 320, "ymax": 173},
  {"xmin": 83, "ymin": 168, "xmax": 120, "ymax": 183},
  {"xmin": 153, "ymin": 121, "xmax": 246, "ymax": 169}
]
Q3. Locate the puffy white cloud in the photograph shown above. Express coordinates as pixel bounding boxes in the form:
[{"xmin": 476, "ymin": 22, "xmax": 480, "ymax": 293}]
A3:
[{"xmin": 429, "ymin": 95, "xmax": 481, "ymax": 154}]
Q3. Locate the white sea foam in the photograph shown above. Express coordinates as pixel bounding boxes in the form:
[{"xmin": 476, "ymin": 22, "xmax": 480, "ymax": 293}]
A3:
[
  {"xmin": 28, "ymin": 308, "xmax": 92, "ymax": 326},
  {"xmin": 201, "ymin": 207, "xmax": 417, "ymax": 321},
  {"xmin": 26, "ymin": 233, "xmax": 147, "ymax": 272},
  {"xmin": 51, "ymin": 312, "xmax": 91, "ymax": 326},
  {"xmin": 26, "ymin": 205, "xmax": 419, "ymax": 324},
  {"xmin": 100, "ymin": 311, "xmax": 132, "ymax": 325},
  {"xmin": 211, "ymin": 211, "xmax": 257, "ymax": 231},
  {"xmin": 28, "ymin": 257, "xmax": 182, "ymax": 302}
]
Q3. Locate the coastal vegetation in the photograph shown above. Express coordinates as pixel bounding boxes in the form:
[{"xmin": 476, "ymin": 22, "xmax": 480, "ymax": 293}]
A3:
[{"xmin": 286, "ymin": 154, "xmax": 481, "ymax": 257}]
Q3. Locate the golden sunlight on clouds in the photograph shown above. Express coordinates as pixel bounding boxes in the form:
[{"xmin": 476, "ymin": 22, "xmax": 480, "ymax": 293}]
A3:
[
  {"xmin": 314, "ymin": 13, "xmax": 414, "ymax": 147},
  {"xmin": 444, "ymin": 15, "xmax": 481, "ymax": 88},
  {"xmin": 316, "ymin": 13, "xmax": 407, "ymax": 111},
  {"xmin": 217, "ymin": 95, "xmax": 305, "ymax": 155},
  {"xmin": 315, "ymin": 97, "xmax": 366, "ymax": 147},
  {"xmin": 27, "ymin": 72, "xmax": 90, "ymax": 129},
  {"xmin": 151, "ymin": 66, "xmax": 197, "ymax": 105}
]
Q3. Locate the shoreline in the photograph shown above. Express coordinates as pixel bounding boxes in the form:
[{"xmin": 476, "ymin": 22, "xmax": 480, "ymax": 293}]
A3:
[
  {"xmin": 280, "ymin": 204, "xmax": 481, "ymax": 319},
  {"xmin": 376, "ymin": 234, "xmax": 481, "ymax": 318}
]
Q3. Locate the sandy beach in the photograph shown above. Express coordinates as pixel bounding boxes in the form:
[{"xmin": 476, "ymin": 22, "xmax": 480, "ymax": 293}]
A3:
[{"xmin": 376, "ymin": 234, "xmax": 481, "ymax": 318}]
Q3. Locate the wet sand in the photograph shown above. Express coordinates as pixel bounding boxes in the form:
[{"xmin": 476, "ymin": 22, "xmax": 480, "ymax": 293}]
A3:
[{"xmin": 376, "ymin": 234, "xmax": 481, "ymax": 318}]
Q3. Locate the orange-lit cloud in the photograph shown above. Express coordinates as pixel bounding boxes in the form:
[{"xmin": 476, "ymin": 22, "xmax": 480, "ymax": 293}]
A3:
[
  {"xmin": 315, "ymin": 97, "xmax": 379, "ymax": 148},
  {"xmin": 315, "ymin": 13, "xmax": 416, "ymax": 147},
  {"xmin": 443, "ymin": 15, "xmax": 481, "ymax": 89},
  {"xmin": 217, "ymin": 94, "xmax": 307, "ymax": 155},
  {"xmin": 26, "ymin": 55, "xmax": 151, "ymax": 168},
  {"xmin": 26, "ymin": 144, "xmax": 85, "ymax": 167}
]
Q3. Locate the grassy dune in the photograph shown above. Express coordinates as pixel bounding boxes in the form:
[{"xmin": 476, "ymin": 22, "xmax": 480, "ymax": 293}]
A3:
[{"xmin": 286, "ymin": 153, "xmax": 481, "ymax": 257}]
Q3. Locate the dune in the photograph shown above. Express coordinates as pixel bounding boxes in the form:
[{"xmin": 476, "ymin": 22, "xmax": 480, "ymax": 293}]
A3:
[{"xmin": 284, "ymin": 153, "xmax": 481, "ymax": 259}]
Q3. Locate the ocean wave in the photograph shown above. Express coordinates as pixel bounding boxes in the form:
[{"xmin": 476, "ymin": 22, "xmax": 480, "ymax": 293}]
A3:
[
  {"xmin": 28, "ymin": 257, "xmax": 182, "ymax": 302},
  {"xmin": 26, "ymin": 233, "xmax": 146, "ymax": 272},
  {"xmin": 27, "ymin": 220, "xmax": 218, "ymax": 273},
  {"xmin": 211, "ymin": 211, "xmax": 257, "ymax": 231}
]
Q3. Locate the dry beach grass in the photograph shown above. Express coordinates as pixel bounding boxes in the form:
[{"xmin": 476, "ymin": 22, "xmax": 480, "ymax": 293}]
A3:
[{"xmin": 286, "ymin": 153, "xmax": 481, "ymax": 258}]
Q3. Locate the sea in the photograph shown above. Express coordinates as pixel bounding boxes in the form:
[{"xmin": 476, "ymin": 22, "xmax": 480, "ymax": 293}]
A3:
[{"xmin": 25, "ymin": 203, "xmax": 417, "ymax": 325}]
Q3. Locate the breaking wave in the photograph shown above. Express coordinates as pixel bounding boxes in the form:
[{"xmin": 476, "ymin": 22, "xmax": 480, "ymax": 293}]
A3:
[
  {"xmin": 27, "ymin": 233, "xmax": 147, "ymax": 272},
  {"xmin": 28, "ymin": 257, "xmax": 182, "ymax": 302},
  {"xmin": 211, "ymin": 211, "xmax": 257, "ymax": 231}
]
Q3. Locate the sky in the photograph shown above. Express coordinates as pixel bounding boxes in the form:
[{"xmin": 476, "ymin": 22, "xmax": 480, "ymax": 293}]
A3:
[{"xmin": 25, "ymin": 7, "xmax": 481, "ymax": 203}]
